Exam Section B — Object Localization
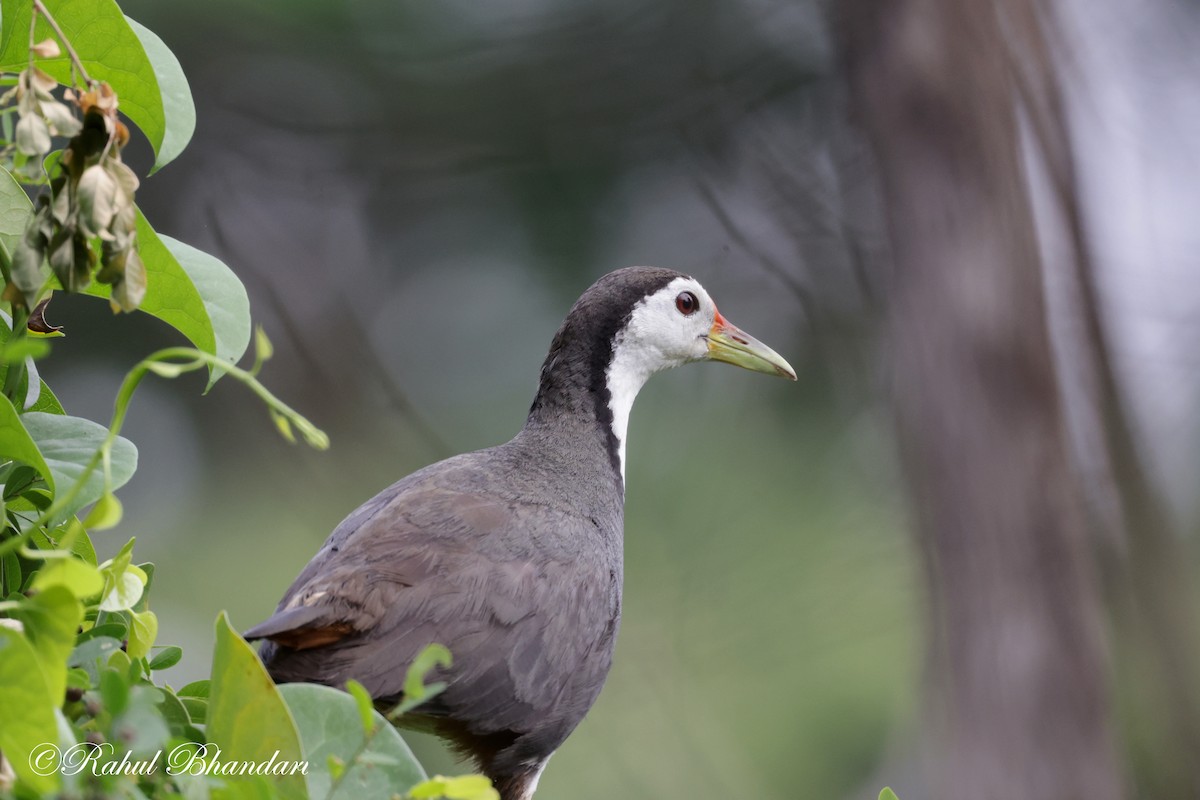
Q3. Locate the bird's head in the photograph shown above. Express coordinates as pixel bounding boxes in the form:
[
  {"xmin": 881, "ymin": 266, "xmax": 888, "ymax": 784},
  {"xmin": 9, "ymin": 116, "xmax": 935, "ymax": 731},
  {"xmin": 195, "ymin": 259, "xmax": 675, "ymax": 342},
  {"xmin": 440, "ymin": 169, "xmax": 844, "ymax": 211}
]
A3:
[
  {"xmin": 611, "ymin": 271, "xmax": 796, "ymax": 381},
  {"xmin": 529, "ymin": 266, "xmax": 796, "ymax": 481}
]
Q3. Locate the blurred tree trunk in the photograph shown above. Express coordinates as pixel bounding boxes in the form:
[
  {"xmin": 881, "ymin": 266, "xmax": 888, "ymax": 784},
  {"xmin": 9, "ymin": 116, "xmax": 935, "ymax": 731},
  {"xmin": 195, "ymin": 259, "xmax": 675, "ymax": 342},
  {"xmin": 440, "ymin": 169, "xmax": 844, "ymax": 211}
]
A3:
[{"xmin": 837, "ymin": 2, "xmax": 1123, "ymax": 799}]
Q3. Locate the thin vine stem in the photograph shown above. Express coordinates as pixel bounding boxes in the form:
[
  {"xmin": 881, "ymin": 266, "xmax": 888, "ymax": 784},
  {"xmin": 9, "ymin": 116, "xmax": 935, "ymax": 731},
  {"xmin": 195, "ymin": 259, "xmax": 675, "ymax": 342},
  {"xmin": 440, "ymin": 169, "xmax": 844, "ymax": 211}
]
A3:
[
  {"xmin": 3, "ymin": 304, "xmax": 30, "ymax": 402},
  {"xmin": 31, "ymin": 0, "xmax": 93, "ymax": 86},
  {"xmin": 0, "ymin": 346, "xmax": 327, "ymax": 559}
]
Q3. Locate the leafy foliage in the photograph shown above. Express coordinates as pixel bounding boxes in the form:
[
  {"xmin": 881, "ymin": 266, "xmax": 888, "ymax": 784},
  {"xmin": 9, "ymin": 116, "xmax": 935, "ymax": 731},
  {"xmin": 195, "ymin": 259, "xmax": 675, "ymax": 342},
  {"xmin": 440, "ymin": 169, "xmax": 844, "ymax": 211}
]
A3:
[
  {"xmin": 279, "ymin": 683, "xmax": 427, "ymax": 799},
  {"xmin": 0, "ymin": 0, "xmax": 192, "ymax": 173},
  {"xmin": 0, "ymin": 2, "xmax": 489, "ymax": 798}
]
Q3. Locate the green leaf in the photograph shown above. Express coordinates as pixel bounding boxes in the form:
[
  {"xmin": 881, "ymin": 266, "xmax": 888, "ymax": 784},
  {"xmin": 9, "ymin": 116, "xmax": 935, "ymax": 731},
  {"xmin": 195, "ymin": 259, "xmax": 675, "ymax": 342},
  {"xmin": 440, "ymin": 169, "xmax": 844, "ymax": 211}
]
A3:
[
  {"xmin": 55, "ymin": 518, "xmax": 97, "ymax": 564},
  {"xmin": 0, "ymin": 0, "xmax": 173, "ymax": 168},
  {"xmin": 0, "ymin": 165, "xmax": 33, "ymax": 257},
  {"xmin": 78, "ymin": 621, "xmax": 128, "ymax": 644},
  {"xmin": 125, "ymin": 17, "xmax": 195, "ymax": 174},
  {"xmin": 99, "ymin": 555, "xmax": 147, "ymax": 613},
  {"xmin": 0, "ymin": 626, "xmax": 60, "ymax": 794},
  {"xmin": 13, "ymin": 585, "xmax": 82, "ymax": 706},
  {"xmin": 31, "ymin": 555, "xmax": 104, "ymax": 597},
  {"xmin": 879, "ymin": 789, "xmax": 901, "ymax": 800},
  {"xmin": 113, "ymin": 685, "xmax": 171, "ymax": 754},
  {"xmin": 404, "ymin": 643, "xmax": 452, "ymax": 703},
  {"xmin": 0, "ymin": 393, "xmax": 53, "ymax": 487},
  {"xmin": 128, "ymin": 608, "xmax": 158, "ymax": 659},
  {"xmin": 270, "ymin": 407, "xmax": 296, "ymax": 443},
  {"xmin": 66, "ymin": 666, "xmax": 91, "ymax": 689},
  {"xmin": 345, "ymin": 679, "xmax": 376, "ymax": 735},
  {"xmin": 21, "ymin": 350, "xmax": 45, "ymax": 411},
  {"xmin": 180, "ymin": 696, "xmax": 207, "ymax": 725},
  {"xmin": 83, "ymin": 490, "xmax": 124, "ymax": 530},
  {"xmin": 83, "ymin": 210, "xmax": 250, "ymax": 387},
  {"xmin": 1, "ymin": 551, "xmax": 20, "ymax": 595},
  {"xmin": 254, "ymin": 325, "xmax": 274, "ymax": 364},
  {"xmin": 1, "ymin": 311, "xmax": 68, "ymax": 416},
  {"xmin": 178, "ymin": 679, "xmax": 210, "ymax": 698},
  {"xmin": 149, "ymin": 644, "xmax": 182, "ymax": 671},
  {"xmin": 67, "ymin": 634, "xmax": 121, "ymax": 684},
  {"xmin": 150, "ymin": 684, "xmax": 195, "ymax": 739},
  {"xmin": 21, "ymin": 411, "xmax": 138, "ymax": 524},
  {"xmin": 279, "ymin": 682, "xmax": 427, "ymax": 800},
  {"xmin": 132, "ymin": 561, "xmax": 155, "ymax": 612},
  {"xmin": 101, "ymin": 665, "xmax": 131, "ymax": 715},
  {"xmin": 160, "ymin": 232, "xmax": 251, "ymax": 388},
  {"xmin": 107, "ymin": 645, "xmax": 136, "ymax": 678},
  {"xmin": 408, "ymin": 775, "xmax": 499, "ymax": 800},
  {"xmin": 208, "ymin": 611, "xmax": 307, "ymax": 800},
  {"xmin": 0, "ymin": 336, "xmax": 51, "ymax": 363},
  {"xmin": 146, "ymin": 360, "xmax": 187, "ymax": 378},
  {"xmin": 99, "ymin": 567, "xmax": 143, "ymax": 611},
  {"xmin": 28, "ymin": 378, "xmax": 66, "ymax": 414}
]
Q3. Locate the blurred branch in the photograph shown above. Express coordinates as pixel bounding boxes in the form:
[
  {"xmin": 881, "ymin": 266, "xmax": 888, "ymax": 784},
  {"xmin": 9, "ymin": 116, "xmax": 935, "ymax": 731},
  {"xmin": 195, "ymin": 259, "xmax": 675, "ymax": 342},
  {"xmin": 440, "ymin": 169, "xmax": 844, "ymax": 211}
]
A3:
[
  {"xmin": 202, "ymin": 204, "xmax": 451, "ymax": 459},
  {"xmin": 1009, "ymin": 1, "xmax": 1200, "ymax": 790},
  {"xmin": 332, "ymin": 294, "xmax": 452, "ymax": 459},
  {"xmin": 687, "ymin": 169, "xmax": 815, "ymax": 321},
  {"xmin": 838, "ymin": 1, "xmax": 1122, "ymax": 798},
  {"xmin": 32, "ymin": 0, "xmax": 93, "ymax": 86}
]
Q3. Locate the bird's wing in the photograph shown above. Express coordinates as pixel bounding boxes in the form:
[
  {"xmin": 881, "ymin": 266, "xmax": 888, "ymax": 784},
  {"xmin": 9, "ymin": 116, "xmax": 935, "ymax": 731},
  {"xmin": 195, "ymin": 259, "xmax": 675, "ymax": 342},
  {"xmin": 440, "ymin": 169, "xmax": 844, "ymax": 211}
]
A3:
[{"xmin": 247, "ymin": 469, "xmax": 620, "ymax": 738}]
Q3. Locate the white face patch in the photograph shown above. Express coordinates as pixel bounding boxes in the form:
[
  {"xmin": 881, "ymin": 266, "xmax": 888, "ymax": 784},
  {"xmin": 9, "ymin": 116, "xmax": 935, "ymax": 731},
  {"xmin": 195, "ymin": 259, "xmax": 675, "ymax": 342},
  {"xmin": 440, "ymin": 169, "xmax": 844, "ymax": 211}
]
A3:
[{"xmin": 605, "ymin": 276, "xmax": 716, "ymax": 483}]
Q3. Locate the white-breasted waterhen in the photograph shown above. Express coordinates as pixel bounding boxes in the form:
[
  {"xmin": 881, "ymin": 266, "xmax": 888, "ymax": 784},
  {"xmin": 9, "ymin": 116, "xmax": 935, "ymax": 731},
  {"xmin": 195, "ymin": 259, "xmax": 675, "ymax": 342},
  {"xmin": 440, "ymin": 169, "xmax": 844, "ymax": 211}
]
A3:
[{"xmin": 245, "ymin": 267, "xmax": 795, "ymax": 799}]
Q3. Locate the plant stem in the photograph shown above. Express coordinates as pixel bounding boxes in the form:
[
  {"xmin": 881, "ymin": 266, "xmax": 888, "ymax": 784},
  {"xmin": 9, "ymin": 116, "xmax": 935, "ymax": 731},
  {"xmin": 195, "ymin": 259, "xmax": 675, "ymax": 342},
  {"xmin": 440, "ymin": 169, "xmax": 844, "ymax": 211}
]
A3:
[
  {"xmin": 2, "ymin": 304, "xmax": 29, "ymax": 403},
  {"xmin": 0, "ymin": 346, "xmax": 327, "ymax": 559},
  {"xmin": 27, "ymin": 3, "xmax": 36, "ymax": 71},
  {"xmin": 31, "ymin": 0, "xmax": 93, "ymax": 86}
]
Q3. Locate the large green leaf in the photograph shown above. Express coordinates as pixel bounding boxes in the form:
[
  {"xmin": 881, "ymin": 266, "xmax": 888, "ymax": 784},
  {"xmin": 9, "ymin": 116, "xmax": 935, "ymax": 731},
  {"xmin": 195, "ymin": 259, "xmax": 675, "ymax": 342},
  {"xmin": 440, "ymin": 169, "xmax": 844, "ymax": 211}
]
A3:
[
  {"xmin": 85, "ymin": 211, "xmax": 251, "ymax": 386},
  {"xmin": 0, "ymin": 0, "xmax": 191, "ymax": 172},
  {"xmin": 0, "ymin": 626, "xmax": 59, "ymax": 794},
  {"xmin": 13, "ymin": 585, "xmax": 83, "ymax": 708},
  {"xmin": 28, "ymin": 379, "xmax": 65, "ymax": 414},
  {"xmin": 0, "ymin": 311, "xmax": 62, "ymax": 413},
  {"xmin": 0, "ymin": 165, "xmax": 32, "ymax": 256},
  {"xmin": 31, "ymin": 556, "xmax": 104, "ymax": 597},
  {"xmin": 207, "ymin": 611, "xmax": 307, "ymax": 800},
  {"xmin": 0, "ymin": 393, "xmax": 53, "ymax": 482},
  {"xmin": 161, "ymin": 232, "xmax": 251, "ymax": 387},
  {"xmin": 2, "ymin": 169, "xmax": 247, "ymax": 386},
  {"xmin": 125, "ymin": 17, "xmax": 195, "ymax": 174},
  {"xmin": 280, "ymin": 683, "xmax": 428, "ymax": 800},
  {"xmin": 21, "ymin": 411, "xmax": 137, "ymax": 523}
]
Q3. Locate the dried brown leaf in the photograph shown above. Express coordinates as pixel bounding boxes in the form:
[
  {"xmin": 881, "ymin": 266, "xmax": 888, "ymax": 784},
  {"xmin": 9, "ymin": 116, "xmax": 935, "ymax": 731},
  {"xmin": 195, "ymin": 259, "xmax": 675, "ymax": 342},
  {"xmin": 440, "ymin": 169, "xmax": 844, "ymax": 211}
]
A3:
[
  {"xmin": 105, "ymin": 159, "xmax": 139, "ymax": 201},
  {"xmin": 27, "ymin": 297, "xmax": 63, "ymax": 334},
  {"xmin": 77, "ymin": 165, "xmax": 119, "ymax": 239},
  {"xmin": 31, "ymin": 39, "xmax": 61, "ymax": 59},
  {"xmin": 29, "ymin": 67, "xmax": 57, "ymax": 97},
  {"xmin": 41, "ymin": 100, "xmax": 82, "ymax": 137},
  {"xmin": 15, "ymin": 114, "xmax": 51, "ymax": 156},
  {"xmin": 111, "ymin": 245, "xmax": 145, "ymax": 312}
]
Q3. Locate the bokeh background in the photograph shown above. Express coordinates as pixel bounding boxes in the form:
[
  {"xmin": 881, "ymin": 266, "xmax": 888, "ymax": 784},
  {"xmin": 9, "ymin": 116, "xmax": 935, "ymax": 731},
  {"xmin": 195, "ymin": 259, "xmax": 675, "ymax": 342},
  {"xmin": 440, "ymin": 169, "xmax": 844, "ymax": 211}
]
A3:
[{"xmin": 37, "ymin": 0, "xmax": 1200, "ymax": 798}]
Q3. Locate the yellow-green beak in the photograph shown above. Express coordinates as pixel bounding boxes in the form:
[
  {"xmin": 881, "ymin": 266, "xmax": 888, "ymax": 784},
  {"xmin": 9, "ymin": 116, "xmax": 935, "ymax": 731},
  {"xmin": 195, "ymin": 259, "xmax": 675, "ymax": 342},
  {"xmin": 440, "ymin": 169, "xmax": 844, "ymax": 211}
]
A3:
[{"xmin": 706, "ymin": 310, "xmax": 796, "ymax": 381}]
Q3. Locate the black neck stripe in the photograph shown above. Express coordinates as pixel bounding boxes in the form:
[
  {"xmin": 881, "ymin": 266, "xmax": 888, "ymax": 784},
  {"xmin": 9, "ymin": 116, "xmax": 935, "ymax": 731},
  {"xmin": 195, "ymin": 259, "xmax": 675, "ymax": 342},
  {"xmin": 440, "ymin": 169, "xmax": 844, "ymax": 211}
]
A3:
[{"xmin": 526, "ymin": 268, "xmax": 686, "ymax": 478}]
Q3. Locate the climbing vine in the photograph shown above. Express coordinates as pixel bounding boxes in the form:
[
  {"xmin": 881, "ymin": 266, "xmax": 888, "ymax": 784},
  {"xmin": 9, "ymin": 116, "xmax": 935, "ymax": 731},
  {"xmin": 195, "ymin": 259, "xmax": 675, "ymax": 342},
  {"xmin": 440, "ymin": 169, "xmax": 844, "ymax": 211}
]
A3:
[{"xmin": 0, "ymin": 2, "xmax": 491, "ymax": 798}]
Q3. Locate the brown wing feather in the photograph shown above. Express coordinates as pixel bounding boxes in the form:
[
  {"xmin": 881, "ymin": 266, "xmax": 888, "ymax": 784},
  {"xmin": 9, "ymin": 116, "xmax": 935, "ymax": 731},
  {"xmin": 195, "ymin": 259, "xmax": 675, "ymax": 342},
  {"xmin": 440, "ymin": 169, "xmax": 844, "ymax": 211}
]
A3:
[{"xmin": 252, "ymin": 458, "xmax": 622, "ymax": 770}]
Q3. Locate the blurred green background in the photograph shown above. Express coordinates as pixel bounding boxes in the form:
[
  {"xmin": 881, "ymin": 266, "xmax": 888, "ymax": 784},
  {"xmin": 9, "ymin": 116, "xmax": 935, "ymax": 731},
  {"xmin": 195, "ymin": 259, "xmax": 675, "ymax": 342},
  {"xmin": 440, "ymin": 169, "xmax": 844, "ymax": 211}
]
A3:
[{"xmin": 37, "ymin": 2, "xmax": 920, "ymax": 798}]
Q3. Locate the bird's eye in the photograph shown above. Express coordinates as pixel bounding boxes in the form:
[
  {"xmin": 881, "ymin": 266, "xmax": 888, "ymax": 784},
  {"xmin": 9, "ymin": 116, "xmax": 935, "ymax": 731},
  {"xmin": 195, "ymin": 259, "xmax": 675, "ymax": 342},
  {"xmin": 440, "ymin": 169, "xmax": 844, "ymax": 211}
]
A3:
[{"xmin": 675, "ymin": 291, "xmax": 698, "ymax": 316}]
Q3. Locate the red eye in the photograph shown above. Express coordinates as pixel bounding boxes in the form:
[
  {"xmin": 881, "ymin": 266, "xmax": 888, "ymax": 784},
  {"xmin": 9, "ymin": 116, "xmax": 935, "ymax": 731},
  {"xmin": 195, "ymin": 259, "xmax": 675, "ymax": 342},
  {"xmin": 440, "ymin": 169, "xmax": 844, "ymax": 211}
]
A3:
[{"xmin": 675, "ymin": 291, "xmax": 698, "ymax": 316}]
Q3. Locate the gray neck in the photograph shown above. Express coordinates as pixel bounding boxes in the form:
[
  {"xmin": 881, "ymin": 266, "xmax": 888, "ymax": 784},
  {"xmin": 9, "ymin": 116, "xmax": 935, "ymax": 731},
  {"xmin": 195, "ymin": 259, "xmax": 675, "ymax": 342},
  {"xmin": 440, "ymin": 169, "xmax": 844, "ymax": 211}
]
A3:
[{"xmin": 526, "ymin": 324, "xmax": 625, "ymax": 487}]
